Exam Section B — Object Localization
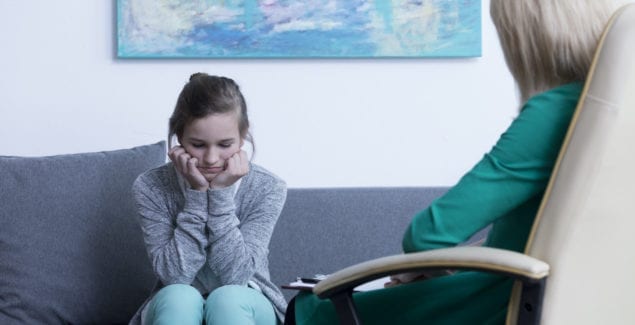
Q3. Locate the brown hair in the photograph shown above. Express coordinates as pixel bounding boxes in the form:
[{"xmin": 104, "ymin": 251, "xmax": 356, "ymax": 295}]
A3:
[{"xmin": 168, "ymin": 73, "xmax": 254, "ymax": 152}]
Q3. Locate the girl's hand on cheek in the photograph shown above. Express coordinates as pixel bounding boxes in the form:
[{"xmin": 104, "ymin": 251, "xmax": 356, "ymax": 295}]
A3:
[
  {"xmin": 168, "ymin": 146, "xmax": 209, "ymax": 191},
  {"xmin": 210, "ymin": 150, "xmax": 249, "ymax": 189}
]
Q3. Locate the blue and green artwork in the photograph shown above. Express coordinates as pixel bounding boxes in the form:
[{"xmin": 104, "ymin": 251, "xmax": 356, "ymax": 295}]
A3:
[{"xmin": 117, "ymin": 0, "xmax": 481, "ymax": 58}]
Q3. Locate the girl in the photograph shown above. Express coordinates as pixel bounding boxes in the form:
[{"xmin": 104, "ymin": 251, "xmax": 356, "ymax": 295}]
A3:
[{"xmin": 130, "ymin": 73, "xmax": 287, "ymax": 325}]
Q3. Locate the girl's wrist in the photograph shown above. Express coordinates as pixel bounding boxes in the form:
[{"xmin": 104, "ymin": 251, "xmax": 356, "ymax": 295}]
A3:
[
  {"xmin": 209, "ymin": 183, "xmax": 229, "ymax": 190},
  {"xmin": 192, "ymin": 184, "xmax": 209, "ymax": 192},
  {"xmin": 182, "ymin": 188, "xmax": 208, "ymax": 216}
]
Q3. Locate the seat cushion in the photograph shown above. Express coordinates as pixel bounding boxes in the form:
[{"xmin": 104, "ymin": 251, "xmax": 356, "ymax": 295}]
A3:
[{"xmin": 0, "ymin": 142, "xmax": 165, "ymax": 324}]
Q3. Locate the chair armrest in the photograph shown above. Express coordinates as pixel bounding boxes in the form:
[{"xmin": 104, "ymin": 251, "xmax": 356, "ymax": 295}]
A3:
[{"xmin": 313, "ymin": 246, "xmax": 549, "ymax": 298}]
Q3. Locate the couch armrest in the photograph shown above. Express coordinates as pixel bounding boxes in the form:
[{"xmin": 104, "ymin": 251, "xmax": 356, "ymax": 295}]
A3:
[{"xmin": 313, "ymin": 246, "xmax": 549, "ymax": 298}]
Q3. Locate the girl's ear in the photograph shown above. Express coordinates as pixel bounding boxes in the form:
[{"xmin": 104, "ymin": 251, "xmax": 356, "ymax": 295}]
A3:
[
  {"xmin": 169, "ymin": 134, "xmax": 180, "ymax": 149},
  {"xmin": 240, "ymin": 138, "xmax": 245, "ymax": 148}
]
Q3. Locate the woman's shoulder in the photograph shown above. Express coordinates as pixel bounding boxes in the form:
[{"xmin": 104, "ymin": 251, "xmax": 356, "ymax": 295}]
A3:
[
  {"xmin": 525, "ymin": 82, "xmax": 584, "ymax": 107},
  {"xmin": 520, "ymin": 82, "xmax": 583, "ymax": 118}
]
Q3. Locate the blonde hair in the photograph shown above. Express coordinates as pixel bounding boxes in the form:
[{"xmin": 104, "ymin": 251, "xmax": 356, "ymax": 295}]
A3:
[{"xmin": 490, "ymin": 0, "xmax": 625, "ymax": 102}]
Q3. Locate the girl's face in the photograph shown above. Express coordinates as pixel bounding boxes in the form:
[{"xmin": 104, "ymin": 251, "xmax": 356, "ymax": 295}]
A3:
[{"xmin": 179, "ymin": 111, "xmax": 244, "ymax": 182}]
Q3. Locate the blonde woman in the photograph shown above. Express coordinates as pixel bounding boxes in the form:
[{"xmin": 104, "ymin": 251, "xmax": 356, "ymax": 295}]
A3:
[{"xmin": 285, "ymin": 1, "xmax": 627, "ymax": 324}]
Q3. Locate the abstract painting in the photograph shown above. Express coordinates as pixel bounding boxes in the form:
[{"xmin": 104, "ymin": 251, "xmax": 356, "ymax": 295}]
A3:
[{"xmin": 117, "ymin": 0, "xmax": 481, "ymax": 58}]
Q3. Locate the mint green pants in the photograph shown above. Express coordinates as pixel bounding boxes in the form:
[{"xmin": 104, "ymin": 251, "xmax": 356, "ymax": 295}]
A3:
[{"xmin": 144, "ymin": 284, "xmax": 277, "ymax": 325}]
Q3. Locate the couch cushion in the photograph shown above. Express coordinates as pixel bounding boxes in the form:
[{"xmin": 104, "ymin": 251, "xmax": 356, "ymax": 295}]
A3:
[{"xmin": 0, "ymin": 142, "xmax": 165, "ymax": 324}]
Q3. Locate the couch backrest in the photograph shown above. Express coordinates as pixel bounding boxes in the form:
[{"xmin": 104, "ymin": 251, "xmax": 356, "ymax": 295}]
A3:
[
  {"xmin": 269, "ymin": 187, "xmax": 448, "ymax": 300},
  {"xmin": 0, "ymin": 142, "xmax": 165, "ymax": 324}
]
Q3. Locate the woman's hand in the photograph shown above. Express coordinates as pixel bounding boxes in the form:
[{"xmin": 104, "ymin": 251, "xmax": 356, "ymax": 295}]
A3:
[
  {"xmin": 210, "ymin": 150, "xmax": 249, "ymax": 189},
  {"xmin": 168, "ymin": 146, "xmax": 209, "ymax": 191},
  {"xmin": 384, "ymin": 269, "xmax": 455, "ymax": 288}
]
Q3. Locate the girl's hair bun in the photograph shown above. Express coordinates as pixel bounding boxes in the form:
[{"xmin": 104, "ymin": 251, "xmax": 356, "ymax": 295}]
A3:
[{"xmin": 189, "ymin": 72, "xmax": 207, "ymax": 81}]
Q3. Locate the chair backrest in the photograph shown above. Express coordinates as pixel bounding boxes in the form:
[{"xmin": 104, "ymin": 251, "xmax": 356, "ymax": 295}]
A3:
[{"xmin": 506, "ymin": 4, "xmax": 635, "ymax": 324}]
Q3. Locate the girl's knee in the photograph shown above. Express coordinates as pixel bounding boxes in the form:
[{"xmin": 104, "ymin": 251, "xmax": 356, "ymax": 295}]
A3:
[
  {"xmin": 153, "ymin": 284, "xmax": 204, "ymax": 307},
  {"xmin": 146, "ymin": 285, "xmax": 204, "ymax": 325},
  {"xmin": 205, "ymin": 285, "xmax": 276, "ymax": 324},
  {"xmin": 206, "ymin": 284, "xmax": 249, "ymax": 308}
]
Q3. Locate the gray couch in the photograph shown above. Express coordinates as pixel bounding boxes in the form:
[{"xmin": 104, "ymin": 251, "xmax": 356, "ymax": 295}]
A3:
[{"xmin": 0, "ymin": 142, "xmax": 448, "ymax": 323}]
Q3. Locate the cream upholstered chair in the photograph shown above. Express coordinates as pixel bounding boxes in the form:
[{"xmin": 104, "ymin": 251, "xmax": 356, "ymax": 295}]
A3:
[{"xmin": 312, "ymin": 4, "xmax": 635, "ymax": 324}]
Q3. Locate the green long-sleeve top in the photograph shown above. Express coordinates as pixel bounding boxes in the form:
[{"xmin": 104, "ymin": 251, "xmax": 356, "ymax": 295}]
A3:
[
  {"xmin": 403, "ymin": 82, "xmax": 583, "ymax": 254},
  {"xmin": 294, "ymin": 82, "xmax": 583, "ymax": 325}
]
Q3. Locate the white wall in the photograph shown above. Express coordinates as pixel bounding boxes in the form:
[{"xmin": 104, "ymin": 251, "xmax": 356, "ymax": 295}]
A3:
[{"xmin": 0, "ymin": 0, "xmax": 518, "ymax": 187}]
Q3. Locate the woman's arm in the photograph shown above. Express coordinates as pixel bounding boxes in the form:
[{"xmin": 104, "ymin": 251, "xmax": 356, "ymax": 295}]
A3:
[
  {"xmin": 403, "ymin": 84, "xmax": 581, "ymax": 253},
  {"xmin": 204, "ymin": 174, "xmax": 287, "ymax": 285},
  {"xmin": 133, "ymin": 175, "xmax": 209, "ymax": 285}
]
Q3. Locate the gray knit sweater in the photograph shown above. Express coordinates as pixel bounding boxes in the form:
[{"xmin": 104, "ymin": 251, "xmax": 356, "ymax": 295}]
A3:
[{"xmin": 128, "ymin": 162, "xmax": 287, "ymax": 324}]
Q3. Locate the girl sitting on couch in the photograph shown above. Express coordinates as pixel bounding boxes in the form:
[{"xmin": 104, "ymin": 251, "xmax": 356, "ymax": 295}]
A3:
[{"xmin": 130, "ymin": 73, "xmax": 287, "ymax": 325}]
